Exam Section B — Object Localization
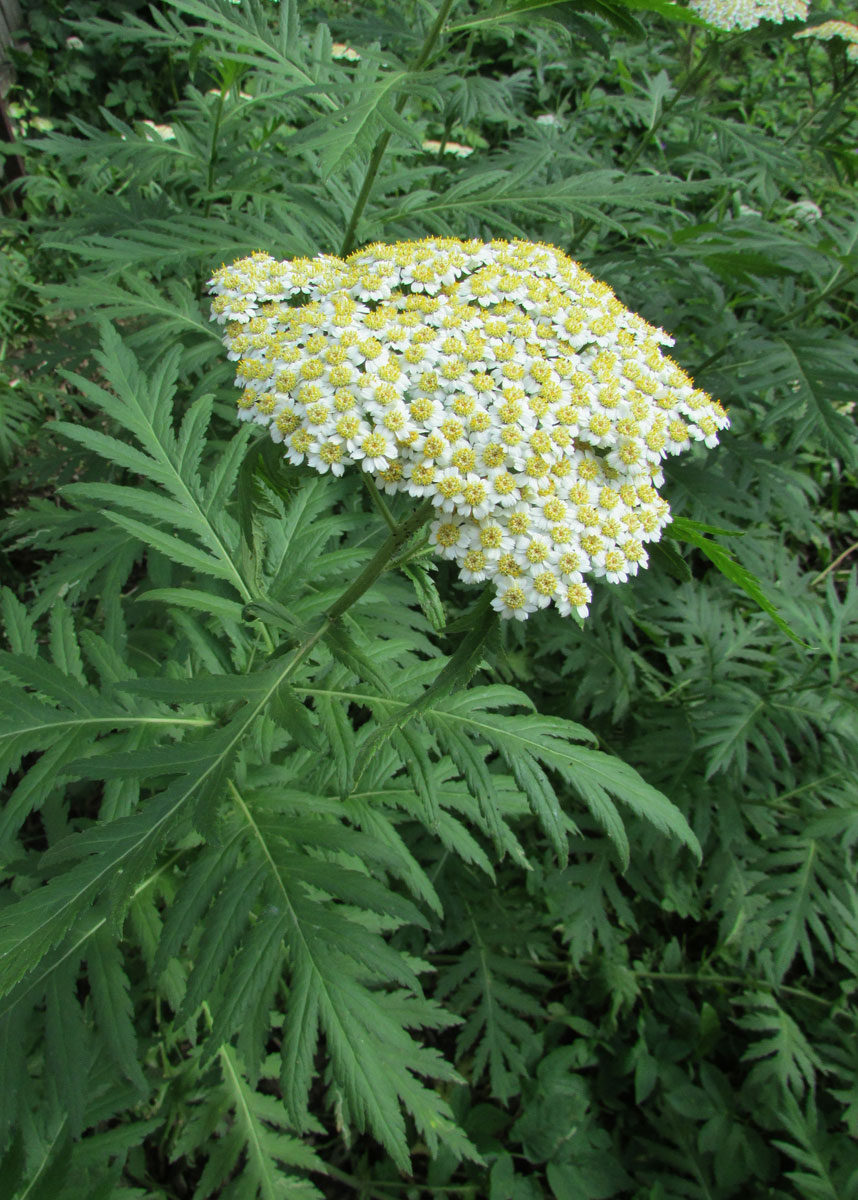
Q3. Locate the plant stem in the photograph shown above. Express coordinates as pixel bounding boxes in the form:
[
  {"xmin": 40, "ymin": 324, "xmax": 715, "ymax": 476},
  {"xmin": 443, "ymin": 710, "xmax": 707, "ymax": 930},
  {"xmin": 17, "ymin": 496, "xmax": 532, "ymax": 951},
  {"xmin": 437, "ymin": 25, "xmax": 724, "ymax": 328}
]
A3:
[
  {"xmin": 321, "ymin": 1163, "xmax": 406, "ymax": 1199},
  {"xmin": 204, "ymin": 87, "xmax": 227, "ymax": 217},
  {"xmin": 248, "ymin": 500, "xmax": 433, "ymax": 685},
  {"xmin": 810, "ymin": 540, "xmax": 858, "ymax": 587},
  {"xmin": 771, "ymin": 268, "xmax": 858, "ymax": 329},
  {"xmin": 339, "ymin": 0, "xmax": 459, "ymax": 257},
  {"xmin": 785, "ymin": 65, "xmax": 858, "ymax": 146},
  {"xmin": 362, "ymin": 471, "xmax": 398, "ymax": 533},
  {"xmin": 631, "ymin": 968, "xmax": 844, "ymax": 1014},
  {"xmin": 197, "ymin": 83, "xmax": 227, "ymax": 298},
  {"xmin": 426, "ymin": 954, "xmax": 848, "ymax": 1015},
  {"xmin": 326, "ymin": 498, "xmax": 435, "ymax": 621}
]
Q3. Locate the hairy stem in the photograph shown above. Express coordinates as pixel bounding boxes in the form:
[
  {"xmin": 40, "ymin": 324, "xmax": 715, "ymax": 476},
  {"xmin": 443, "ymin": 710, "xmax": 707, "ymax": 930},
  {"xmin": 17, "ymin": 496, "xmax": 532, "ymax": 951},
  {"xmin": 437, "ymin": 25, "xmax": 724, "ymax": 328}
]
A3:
[
  {"xmin": 631, "ymin": 969, "xmax": 845, "ymax": 1015},
  {"xmin": 261, "ymin": 497, "xmax": 433, "ymax": 667},
  {"xmin": 570, "ymin": 37, "xmax": 723, "ymax": 254},
  {"xmin": 362, "ymin": 472, "xmax": 398, "ymax": 533},
  {"xmin": 326, "ymin": 498, "xmax": 435, "ymax": 621},
  {"xmin": 425, "ymin": 955, "xmax": 847, "ymax": 1015},
  {"xmin": 246, "ymin": 501, "xmax": 433, "ymax": 694}
]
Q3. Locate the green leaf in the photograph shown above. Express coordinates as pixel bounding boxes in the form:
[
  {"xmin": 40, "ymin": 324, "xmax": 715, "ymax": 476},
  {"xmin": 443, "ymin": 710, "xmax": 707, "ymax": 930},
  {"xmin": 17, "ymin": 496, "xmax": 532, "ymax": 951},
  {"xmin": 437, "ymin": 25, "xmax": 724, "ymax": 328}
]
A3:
[
  {"xmin": 174, "ymin": 1045, "xmax": 324, "ymax": 1200},
  {"xmin": 354, "ymin": 596, "xmax": 496, "ymax": 789},
  {"xmin": 0, "ymin": 588, "xmax": 38, "ymax": 657},
  {"xmin": 56, "ymin": 327, "xmax": 253, "ymax": 604},
  {"xmin": 650, "ymin": 538, "xmax": 693, "ymax": 584},
  {"xmin": 45, "ymin": 961, "xmax": 89, "ymax": 1138},
  {"xmin": 87, "ymin": 929, "xmax": 148, "ymax": 1092},
  {"xmin": 736, "ymin": 993, "xmax": 822, "ymax": 1095},
  {"xmin": 140, "ymin": 587, "xmax": 246, "ymax": 622},
  {"xmin": 668, "ymin": 517, "xmax": 807, "ymax": 645},
  {"xmin": 314, "ymin": 690, "xmax": 356, "ymax": 798},
  {"xmin": 225, "ymin": 787, "xmax": 479, "ymax": 1171},
  {"xmin": 105, "ymin": 510, "xmax": 237, "ymax": 582},
  {"xmin": 402, "ymin": 561, "xmax": 446, "ymax": 631},
  {"xmin": 427, "ymin": 688, "xmax": 699, "ymax": 867},
  {"xmin": 437, "ymin": 929, "xmax": 546, "ymax": 1101},
  {"xmin": 269, "ymin": 683, "xmax": 319, "ymax": 751},
  {"xmin": 449, "ymin": 0, "xmax": 593, "ymax": 32}
]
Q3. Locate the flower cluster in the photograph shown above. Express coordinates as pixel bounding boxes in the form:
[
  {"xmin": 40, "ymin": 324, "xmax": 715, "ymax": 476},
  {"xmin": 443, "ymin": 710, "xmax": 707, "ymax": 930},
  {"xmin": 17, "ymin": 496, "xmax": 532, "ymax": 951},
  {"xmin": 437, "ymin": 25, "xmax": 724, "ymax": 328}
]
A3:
[
  {"xmin": 795, "ymin": 20, "xmax": 858, "ymax": 59},
  {"xmin": 689, "ymin": 0, "xmax": 807, "ymax": 30},
  {"xmin": 209, "ymin": 238, "xmax": 728, "ymax": 620}
]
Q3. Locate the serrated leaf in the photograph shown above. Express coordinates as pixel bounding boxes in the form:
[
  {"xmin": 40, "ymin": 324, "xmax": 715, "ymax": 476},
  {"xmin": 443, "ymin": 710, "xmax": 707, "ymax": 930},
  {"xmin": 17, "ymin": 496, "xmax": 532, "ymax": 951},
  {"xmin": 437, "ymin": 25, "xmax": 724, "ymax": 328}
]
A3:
[
  {"xmin": 402, "ymin": 561, "xmax": 446, "ymax": 630},
  {"xmin": 87, "ymin": 928, "xmax": 147, "ymax": 1092},
  {"xmin": 668, "ymin": 517, "xmax": 807, "ymax": 644},
  {"xmin": 270, "ymin": 683, "xmax": 319, "ymax": 751}
]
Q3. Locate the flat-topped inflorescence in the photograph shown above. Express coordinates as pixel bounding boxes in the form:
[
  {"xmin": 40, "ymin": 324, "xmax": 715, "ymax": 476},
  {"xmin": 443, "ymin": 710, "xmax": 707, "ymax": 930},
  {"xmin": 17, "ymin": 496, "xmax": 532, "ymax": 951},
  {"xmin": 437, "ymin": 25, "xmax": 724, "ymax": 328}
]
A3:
[
  {"xmin": 209, "ymin": 238, "xmax": 729, "ymax": 620},
  {"xmin": 795, "ymin": 19, "xmax": 858, "ymax": 58},
  {"xmin": 689, "ymin": 0, "xmax": 807, "ymax": 29}
]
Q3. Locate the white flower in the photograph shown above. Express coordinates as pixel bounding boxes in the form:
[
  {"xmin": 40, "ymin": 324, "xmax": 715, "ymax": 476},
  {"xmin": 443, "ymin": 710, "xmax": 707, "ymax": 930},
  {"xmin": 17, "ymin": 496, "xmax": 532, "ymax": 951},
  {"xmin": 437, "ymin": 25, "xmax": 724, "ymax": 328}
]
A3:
[
  {"xmin": 555, "ymin": 581, "xmax": 592, "ymax": 619},
  {"xmin": 307, "ymin": 438, "xmax": 348, "ymax": 475},
  {"xmin": 210, "ymin": 237, "xmax": 729, "ymax": 620},
  {"xmin": 491, "ymin": 583, "xmax": 538, "ymax": 620},
  {"xmin": 689, "ymin": 0, "xmax": 807, "ymax": 30},
  {"xmin": 332, "ymin": 42, "xmax": 361, "ymax": 62},
  {"xmin": 795, "ymin": 20, "xmax": 858, "ymax": 60},
  {"xmin": 352, "ymin": 428, "xmax": 396, "ymax": 472},
  {"xmin": 141, "ymin": 120, "xmax": 176, "ymax": 141},
  {"xmin": 485, "ymin": 468, "xmax": 521, "ymax": 508},
  {"xmin": 459, "ymin": 548, "xmax": 490, "ymax": 583},
  {"xmin": 432, "ymin": 467, "xmax": 465, "ymax": 512},
  {"xmin": 421, "ymin": 138, "xmax": 476, "ymax": 157},
  {"xmin": 470, "ymin": 520, "xmax": 513, "ymax": 560},
  {"xmin": 785, "ymin": 199, "xmax": 823, "ymax": 224},
  {"xmin": 430, "ymin": 515, "xmax": 471, "ymax": 559},
  {"xmin": 457, "ymin": 473, "xmax": 493, "ymax": 519}
]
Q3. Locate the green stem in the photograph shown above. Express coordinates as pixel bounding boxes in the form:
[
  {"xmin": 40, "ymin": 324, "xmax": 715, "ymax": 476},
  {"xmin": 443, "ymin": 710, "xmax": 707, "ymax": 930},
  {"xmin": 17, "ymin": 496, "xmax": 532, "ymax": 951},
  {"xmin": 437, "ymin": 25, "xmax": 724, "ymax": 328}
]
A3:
[
  {"xmin": 437, "ymin": 115, "xmax": 454, "ymax": 159},
  {"xmin": 197, "ymin": 84, "xmax": 227, "ymax": 299},
  {"xmin": 324, "ymin": 1161, "xmax": 478, "ymax": 1197},
  {"xmin": 624, "ymin": 46, "xmax": 715, "ymax": 173},
  {"xmin": 204, "ymin": 88, "xmax": 227, "ymax": 217},
  {"xmin": 771, "ymin": 268, "xmax": 858, "ymax": 329},
  {"xmin": 362, "ymin": 472, "xmax": 398, "ymax": 533},
  {"xmin": 425, "ymin": 954, "xmax": 848, "ymax": 1015},
  {"xmin": 248, "ymin": 501, "xmax": 433, "ymax": 681},
  {"xmin": 321, "ymin": 1163, "xmax": 404, "ymax": 1199},
  {"xmin": 631, "ymin": 969, "xmax": 844, "ymax": 1014},
  {"xmin": 339, "ymin": 0, "xmax": 459, "ymax": 257},
  {"xmin": 810, "ymin": 540, "xmax": 858, "ymax": 587},
  {"xmin": 0, "ymin": 848, "xmax": 189, "ymax": 1023},
  {"xmin": 785, "ymin": 64, "xmax": 858, "ymax": 146},
  {"xmin": 326, "ymin": 498, "xmax": 435, "ymax": 621}
]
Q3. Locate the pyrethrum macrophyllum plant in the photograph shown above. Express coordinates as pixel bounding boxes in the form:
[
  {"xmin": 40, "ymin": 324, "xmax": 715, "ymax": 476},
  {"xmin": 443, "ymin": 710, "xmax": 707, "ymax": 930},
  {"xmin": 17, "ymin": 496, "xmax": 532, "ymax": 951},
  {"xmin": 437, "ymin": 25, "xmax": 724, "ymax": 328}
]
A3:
[
  {"xmin": 0, "ymin": 243, "xmax": 729, "ymax": 1182},
  {"xmin": 3, "ymin": 0, "xmax": 858, "ymax": 1196}
]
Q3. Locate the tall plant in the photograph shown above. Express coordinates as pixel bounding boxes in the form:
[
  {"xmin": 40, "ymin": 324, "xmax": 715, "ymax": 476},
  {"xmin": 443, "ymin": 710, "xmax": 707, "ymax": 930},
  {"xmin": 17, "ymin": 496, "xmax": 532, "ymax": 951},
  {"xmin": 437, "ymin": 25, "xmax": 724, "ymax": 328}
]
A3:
[{"xmin": 2, "ymin": 0, "xmax": 858, "ymax": 1196}]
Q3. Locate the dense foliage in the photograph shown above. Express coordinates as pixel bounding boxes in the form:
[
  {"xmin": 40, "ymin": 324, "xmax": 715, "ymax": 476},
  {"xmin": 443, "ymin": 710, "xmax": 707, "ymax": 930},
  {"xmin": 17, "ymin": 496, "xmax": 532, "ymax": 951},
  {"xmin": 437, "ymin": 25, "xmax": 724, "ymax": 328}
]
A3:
[{"xmin": 1, "ymin": 1, "xmax": 857, "ymax": 1196}]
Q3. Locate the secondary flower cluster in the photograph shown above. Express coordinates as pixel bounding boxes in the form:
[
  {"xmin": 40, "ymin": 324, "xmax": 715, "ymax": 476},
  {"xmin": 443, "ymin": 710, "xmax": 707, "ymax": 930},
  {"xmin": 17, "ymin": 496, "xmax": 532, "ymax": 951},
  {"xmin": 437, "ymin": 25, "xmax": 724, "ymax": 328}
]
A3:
[
  {"xmin": 689, "ymin": 0, "xmax": 807, "ymax": 29},
  {"xmin": 209, "ymin": 238, "xmax": 728, "ymax": 620},
  {"xmin": 795, "ymin": 20, "xmax": 858, "ymax": 59}
]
